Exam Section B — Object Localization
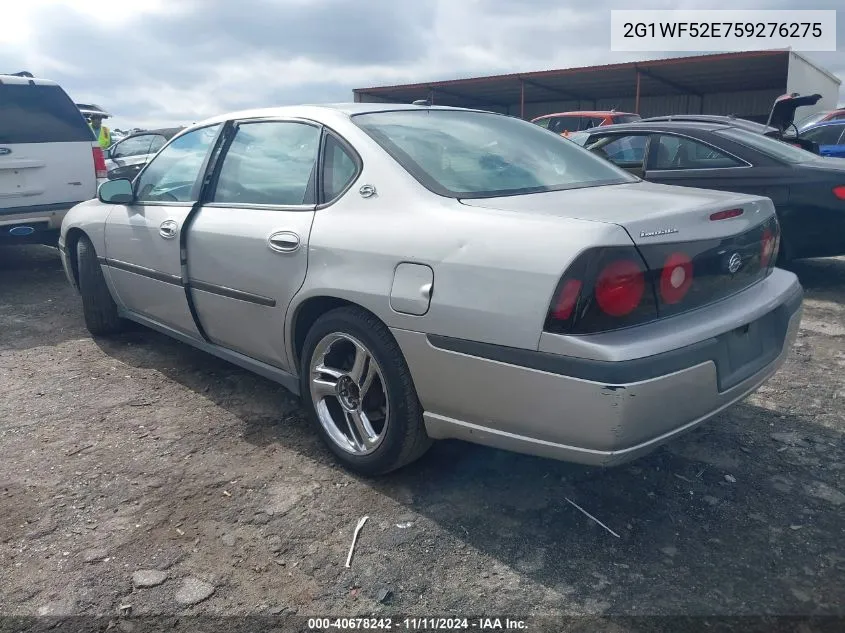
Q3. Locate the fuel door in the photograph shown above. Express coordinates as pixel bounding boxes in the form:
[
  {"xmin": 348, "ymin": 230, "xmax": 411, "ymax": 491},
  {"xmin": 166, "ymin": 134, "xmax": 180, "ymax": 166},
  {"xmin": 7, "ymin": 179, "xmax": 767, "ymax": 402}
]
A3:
[{"xmin": 390, "ymin": 263, "xmax": 434, "ymax": 316}]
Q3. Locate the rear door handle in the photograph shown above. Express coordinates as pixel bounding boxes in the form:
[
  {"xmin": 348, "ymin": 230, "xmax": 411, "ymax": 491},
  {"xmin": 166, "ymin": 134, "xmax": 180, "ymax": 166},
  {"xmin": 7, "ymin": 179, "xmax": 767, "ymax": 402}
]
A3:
[
  {"xmin": 268, "ymin": 231, "xmax": 300, "ymax": 253},
  {"xmin": 159, "ymin": 220, "xmax": 178, "ymax": 239}
]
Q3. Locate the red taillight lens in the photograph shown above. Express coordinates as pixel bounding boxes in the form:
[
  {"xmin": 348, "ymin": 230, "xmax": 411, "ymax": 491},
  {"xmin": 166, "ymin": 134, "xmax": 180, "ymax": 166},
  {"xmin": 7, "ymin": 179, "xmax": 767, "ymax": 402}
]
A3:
[
  {"xmin": 544, "ymin": 247, "xmax": 657, "ymax": 335},
  {"xmin": 659, "ymin": 252, "xmax": 693, "ymax": 304},
  {"xmin": 833, "ymin": 186, "xmax": 845, "ymax": 200},
  {"xmin": 760, "ymin": 228, "xmax": 776, "ymax": 268},
  {"xmin": 594, "ymin": 259, "xmax": 645, "ymax": 317},
  {"xmin": 550, "ymin": 279, "xmax": 582, "ymax": 321},
  {"xmin": 710, "ymin": 208, "xmax": 743, "ymax": 221},
  {"xmin": 92, "ymin": 147, "xmax": 107, "ymax": 179}
]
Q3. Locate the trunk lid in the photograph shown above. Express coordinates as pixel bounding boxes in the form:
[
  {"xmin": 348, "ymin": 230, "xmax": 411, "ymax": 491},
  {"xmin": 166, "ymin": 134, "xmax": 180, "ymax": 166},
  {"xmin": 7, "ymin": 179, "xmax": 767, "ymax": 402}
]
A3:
[
  {"xmin": 767, "ymin": 93, "xmax": 822, "ymax": 133},
  {"xmin": 462, "ymin": 181, "xmax": 780, "ymax": 327},
  {"xmin": 459, "ymin": 180, "xmax": 776, "ymax": 245}
]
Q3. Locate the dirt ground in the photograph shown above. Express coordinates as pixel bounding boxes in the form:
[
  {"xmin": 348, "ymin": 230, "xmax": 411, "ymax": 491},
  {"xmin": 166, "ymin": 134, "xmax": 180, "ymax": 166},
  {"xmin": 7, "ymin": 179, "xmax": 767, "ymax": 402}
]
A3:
[{"xmin": 1, "ymin": 245, "xmax": 843, "ymax": 630}]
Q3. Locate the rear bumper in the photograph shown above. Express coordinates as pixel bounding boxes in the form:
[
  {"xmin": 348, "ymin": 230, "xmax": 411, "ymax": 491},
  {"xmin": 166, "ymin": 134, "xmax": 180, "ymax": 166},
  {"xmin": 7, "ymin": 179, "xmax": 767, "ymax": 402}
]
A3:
[
  {"xmin": 393, "ymin": 270, "xmax": 803, "ymax": 466},
  {"xmin": 0, "ymin": 201, "xmax": 84, "ymax": 245}
]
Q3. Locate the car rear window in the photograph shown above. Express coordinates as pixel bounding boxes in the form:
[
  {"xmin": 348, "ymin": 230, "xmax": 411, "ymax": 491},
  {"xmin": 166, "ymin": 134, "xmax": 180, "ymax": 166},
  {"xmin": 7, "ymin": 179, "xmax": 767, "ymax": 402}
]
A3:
[
  {"xmin": 0, "ymin": 83, "xmax": 95, "ymax": 144},
  {"xmin": 714, "ymin": 127, "xmax": 814, "ymax": 164},
  {"xmin": 353, "ymin": 109, "xmax": 636, "ymax": 199}
]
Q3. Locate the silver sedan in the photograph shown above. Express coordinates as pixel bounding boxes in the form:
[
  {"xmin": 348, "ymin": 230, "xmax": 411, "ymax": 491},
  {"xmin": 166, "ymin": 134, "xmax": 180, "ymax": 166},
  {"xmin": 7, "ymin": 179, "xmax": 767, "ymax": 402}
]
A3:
[{"xmin": 59, "ymin": 104, "xmax": 802, "ymax": 475}]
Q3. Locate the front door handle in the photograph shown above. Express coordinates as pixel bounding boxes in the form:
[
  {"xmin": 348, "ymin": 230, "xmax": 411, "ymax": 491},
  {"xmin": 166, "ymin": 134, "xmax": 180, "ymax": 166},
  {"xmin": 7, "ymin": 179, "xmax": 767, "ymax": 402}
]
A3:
[
  {"xmin": 268, "ymin": 231, "xmax": 300, "ymax": 253},
  {"xmin": 159, "ymin": 220, "xmax": 178, "ymax": 239}
]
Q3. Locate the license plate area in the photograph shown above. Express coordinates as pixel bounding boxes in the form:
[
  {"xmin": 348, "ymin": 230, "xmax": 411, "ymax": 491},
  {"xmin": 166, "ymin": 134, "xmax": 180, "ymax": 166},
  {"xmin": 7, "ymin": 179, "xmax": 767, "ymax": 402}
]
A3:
[
  {"xmin": 725, "ymin": 321, "xmax": 764, "ymax": 373},
  {"xmin": 714, "ymin": 305, "xmax": 786, "ymax": 392}
]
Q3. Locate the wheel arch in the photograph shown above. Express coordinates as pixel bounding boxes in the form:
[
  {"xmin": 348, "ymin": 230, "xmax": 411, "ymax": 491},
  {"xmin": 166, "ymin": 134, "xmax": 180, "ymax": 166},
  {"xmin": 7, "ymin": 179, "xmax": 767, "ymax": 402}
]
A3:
[
  {"xmin": 289, "ymin": 294, "xmax": 406, "ymax": 373},
  {"xmin": 289, "ymin": 295, "xmax": 357, "ymax": 371},
  {"xmin": 64, "ymin": 227, "xmax": 90, "ymax": 290}
]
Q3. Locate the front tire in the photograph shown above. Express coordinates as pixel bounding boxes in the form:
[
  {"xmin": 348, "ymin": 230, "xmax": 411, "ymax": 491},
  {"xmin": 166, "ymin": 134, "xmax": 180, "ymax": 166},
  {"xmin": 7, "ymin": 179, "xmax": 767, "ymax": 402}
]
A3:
[
  {"xmin": 299, "ymin": 306, "xmax": 432, "ymax": 475},
  {"xmin": 76, "ymin": 236, "xmax": 125, "ymax": 336}
]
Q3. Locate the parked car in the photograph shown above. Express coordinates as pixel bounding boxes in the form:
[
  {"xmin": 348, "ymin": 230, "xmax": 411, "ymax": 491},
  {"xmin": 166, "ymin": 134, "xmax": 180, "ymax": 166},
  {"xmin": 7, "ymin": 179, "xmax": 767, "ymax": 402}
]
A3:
[
  {"xmin": 0, "ymin": 72, "xmax": 106, "ymax": 246},
  {"xmin": 642, "ymin": 94, "xmax": 823, "ymax": 155},
  {"xmin": 532, "ymin": 110, "xmax": 641, "ymax": 136},
  {"xmin": 59, "ymin": 104, "xmax": 801, "ymax": 475},
  {"xmin": 578, "ymin": 118, "xmax": 845, "ymax": 263},
  {"xmin": 796, "ymin": 107, "xmax": 845, "ymax": 132},
  {"xmin": 799, "ymin": 120, "xmax": 845, "ymax": 158},
  {"xmin": 105, "ymin": 127, "xmax": 183, "ymax": 180}
]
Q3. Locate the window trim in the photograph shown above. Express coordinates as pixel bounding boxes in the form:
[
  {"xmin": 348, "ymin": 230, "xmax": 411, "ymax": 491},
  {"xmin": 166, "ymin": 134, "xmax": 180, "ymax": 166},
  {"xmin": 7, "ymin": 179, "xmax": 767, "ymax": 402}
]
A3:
[
  {"xmin": 316, "ymin": 127, "xmax": 363, "ymax": 209},
  {"xmin": 132, "ymin": 123, "xmax": 226, "ymax": 207},
  {"xmin": 201, "ymin": 116, "xmax": 324, "ymax": 212},
  {"xmin": 645, "ymin": 131, "xmax": 753, "ymax": 173}
]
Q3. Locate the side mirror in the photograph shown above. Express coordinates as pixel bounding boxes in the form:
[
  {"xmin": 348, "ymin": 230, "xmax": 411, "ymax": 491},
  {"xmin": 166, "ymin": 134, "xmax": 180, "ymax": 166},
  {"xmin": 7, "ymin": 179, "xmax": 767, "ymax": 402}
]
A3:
[{"xmin": 98, "ymin": 178, "xmax": 134, "ymax": 204}]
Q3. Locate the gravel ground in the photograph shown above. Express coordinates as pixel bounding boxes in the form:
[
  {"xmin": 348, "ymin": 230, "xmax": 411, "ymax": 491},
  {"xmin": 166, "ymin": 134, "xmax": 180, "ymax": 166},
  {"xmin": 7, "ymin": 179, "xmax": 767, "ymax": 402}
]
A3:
[{"xmin": 0, "ymin": 246, "xmax": 843, "ymax": 630}]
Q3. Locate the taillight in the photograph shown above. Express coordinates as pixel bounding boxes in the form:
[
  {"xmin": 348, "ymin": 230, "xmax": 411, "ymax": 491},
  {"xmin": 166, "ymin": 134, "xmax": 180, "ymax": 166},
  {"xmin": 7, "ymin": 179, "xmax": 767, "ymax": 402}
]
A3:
[
  {"xmin": 760, "ymin": 228, "xmax": 775, "ymax": 269},
  {"xmin": 550, "ymin": 279, "xmax": 582, "ymax": 321},
  {"xmin": 594, "ymin": 260, "xmax": 645, "ymax": 317},
  {"xmin": 544, "ymin": 246, "xmax": 657, "ymax": 335},
  {"xmin": 659, "ymin": 252, "xmax": 693, "ymax": 304},
  {"xmin": 92, "ymin": 147, "xmax": 107, "ymax": 179},
  {"xmin": 833, "ymin": 186, "xmax": 845, "ymax": 200}
]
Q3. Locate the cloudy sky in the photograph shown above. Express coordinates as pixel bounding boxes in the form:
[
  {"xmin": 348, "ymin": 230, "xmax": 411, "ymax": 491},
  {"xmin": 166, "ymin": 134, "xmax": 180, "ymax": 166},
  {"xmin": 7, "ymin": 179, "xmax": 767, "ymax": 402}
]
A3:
[{"xmin": 1, "ymin": 0, "xmax": 842, "ymax": 129}]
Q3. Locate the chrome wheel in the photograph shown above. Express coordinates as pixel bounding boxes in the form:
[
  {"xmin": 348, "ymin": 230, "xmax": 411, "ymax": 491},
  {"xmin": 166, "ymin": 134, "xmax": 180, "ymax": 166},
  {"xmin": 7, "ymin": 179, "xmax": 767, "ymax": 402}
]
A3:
[{"xmin": 309, "ymin": 332, "xmax": 390, "ymax": 456}]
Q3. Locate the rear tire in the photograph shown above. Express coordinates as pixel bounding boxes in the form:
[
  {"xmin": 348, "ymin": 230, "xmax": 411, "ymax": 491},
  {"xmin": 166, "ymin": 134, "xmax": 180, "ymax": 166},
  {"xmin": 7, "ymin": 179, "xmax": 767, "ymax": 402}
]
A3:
[
  {"xmin": 76, "ymin": 236, "xmax": 125, "ymax": 336},
  {"xmin": 299, "ymin": 306, "xmax": 432, "ymax": 475}
]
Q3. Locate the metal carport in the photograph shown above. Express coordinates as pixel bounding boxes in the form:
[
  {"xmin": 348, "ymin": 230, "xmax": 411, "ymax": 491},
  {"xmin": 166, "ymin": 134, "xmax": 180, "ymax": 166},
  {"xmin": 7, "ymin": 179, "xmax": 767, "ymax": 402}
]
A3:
[{"xmin": 353, "ymin": 50, "xmax": 840, "ymax": 123}]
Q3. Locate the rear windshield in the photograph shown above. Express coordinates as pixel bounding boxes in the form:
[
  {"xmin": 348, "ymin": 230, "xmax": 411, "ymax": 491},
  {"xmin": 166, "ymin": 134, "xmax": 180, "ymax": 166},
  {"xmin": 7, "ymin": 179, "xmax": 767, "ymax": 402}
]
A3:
[
  {"xmin": 0, "ymin": 83, "xmax": 95, "ymax": 144},
  {"xmin": 714, "ymin": 127, "xmax": 815, "ymax": 164},
  {"xmin": 352, "ymin": 110, "xmax": 636, "ymax": 199}
]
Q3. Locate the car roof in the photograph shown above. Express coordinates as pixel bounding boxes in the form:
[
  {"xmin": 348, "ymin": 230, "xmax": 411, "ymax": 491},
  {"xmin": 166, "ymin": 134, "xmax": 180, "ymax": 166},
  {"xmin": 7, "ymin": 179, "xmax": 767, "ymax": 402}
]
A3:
[
  {"xmin": 0, "ymin": 73, "xmax": 60, "ymax": 87},
  {"xmin": 123, "ymin": 127, "xmax": 184, "ymax": 139},
  {"xmin": 641, "ymin": 114, "xmax": 776, "ymax": 133},
  {"xmin": 190, "ymin": 103, "xmax": 494, "ymax": 128},
  {"xmin": 584, "ymin": 118, "xmax": 776, "ymax": 136},
  {"xmin": 533, "ymin": 111, "xmax": 636, "ymax": 118}
]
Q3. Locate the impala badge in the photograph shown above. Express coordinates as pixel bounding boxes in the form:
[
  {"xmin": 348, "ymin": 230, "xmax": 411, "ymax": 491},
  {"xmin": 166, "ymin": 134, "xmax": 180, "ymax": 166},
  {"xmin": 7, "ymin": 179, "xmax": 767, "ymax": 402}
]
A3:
[
  {"xmin": 639, "ymin": 227, "xmax": 678, "ymax": 238},
  {"xmin": 0, "ymin": 148, "xmax": 11, "ymax": 156}
]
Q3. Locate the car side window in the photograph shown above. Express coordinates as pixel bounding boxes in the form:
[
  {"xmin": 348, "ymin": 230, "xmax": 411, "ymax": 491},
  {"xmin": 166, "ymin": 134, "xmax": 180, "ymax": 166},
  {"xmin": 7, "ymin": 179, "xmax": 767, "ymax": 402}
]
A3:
[
  {"xmin": 533, "ymin": 118, "xmax": 551, "ymax": 129},
  {"xmin": 590, "ymin": 134, "xmax": 648, "ymax": 166},
  {"xmin": 802, "ymin": 125, "xmax": 845, "ymax": 145},
  {"xmin": 148, "ymin": 134, "xmax": 167, "ymax": 154},
  {"xmin": 321, "ymin": 134, "xmax": 359, "ymax": 202},
  {"xmin": 135, "ymin": 124, "xmax": 221, "ymax": 203},
  {"xmin": 548, "ymin": 116, "xmax": 582, "ymax": 134},
  {"xmin": 652, "ymin": 135, "xmax": 744, "ymax": 170},
  {"xmin": 112, "ymin": 135, "xmax": 154, "ymax": 159},
  {"xmin": 212, "ymin": 121, "xmax": 321, "ymax": 206}
]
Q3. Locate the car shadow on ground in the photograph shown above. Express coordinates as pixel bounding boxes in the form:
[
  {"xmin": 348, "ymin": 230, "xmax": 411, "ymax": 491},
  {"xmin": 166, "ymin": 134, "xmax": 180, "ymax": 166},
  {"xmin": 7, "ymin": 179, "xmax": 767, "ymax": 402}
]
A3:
[
  {"xmin": 787, "ymin": 256, "xmax": 845, "ymax": 293},
  {"xmin": 96, "ymin": 325, "xmax": 844, "ymax": 615},
  {"xmin": 369, "ymin": 401, "xmax": 844, "ymax": 615}
]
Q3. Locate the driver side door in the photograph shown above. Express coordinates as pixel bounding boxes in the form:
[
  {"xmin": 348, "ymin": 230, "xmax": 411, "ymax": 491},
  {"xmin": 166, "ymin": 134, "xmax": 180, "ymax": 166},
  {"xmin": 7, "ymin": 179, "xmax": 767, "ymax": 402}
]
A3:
[{"xmin": 103, "ymin": 123, "xmax": 223, "ymax": 337}]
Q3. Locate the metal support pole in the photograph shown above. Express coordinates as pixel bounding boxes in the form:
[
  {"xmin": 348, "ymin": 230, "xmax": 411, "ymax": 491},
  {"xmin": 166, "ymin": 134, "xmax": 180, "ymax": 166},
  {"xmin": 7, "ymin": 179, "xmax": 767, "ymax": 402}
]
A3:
[
  {"xmin": 635, "ymin": 70, "xmax": 641, "ymax": 114},
  {"xmin": 520, "ymin": 79, "xmax": 525, "ymax": 119}
]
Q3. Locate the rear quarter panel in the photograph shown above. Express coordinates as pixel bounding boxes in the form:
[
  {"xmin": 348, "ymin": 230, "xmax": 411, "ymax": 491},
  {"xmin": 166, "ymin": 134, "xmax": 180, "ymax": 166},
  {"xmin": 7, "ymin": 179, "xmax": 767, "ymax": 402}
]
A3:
[{"xmin": 288, "ymin": 123, "xmax": 633, "ymax": 358}]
